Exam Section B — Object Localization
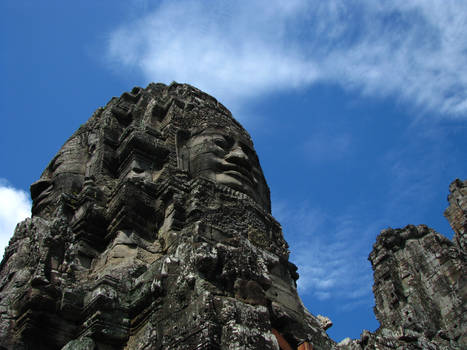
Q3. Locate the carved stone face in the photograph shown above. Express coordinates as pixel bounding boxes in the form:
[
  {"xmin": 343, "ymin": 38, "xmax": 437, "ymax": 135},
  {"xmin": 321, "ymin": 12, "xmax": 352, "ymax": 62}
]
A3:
[{"xmin": 178, "ymin": 127, "xmax": 269, "ymax": 209}]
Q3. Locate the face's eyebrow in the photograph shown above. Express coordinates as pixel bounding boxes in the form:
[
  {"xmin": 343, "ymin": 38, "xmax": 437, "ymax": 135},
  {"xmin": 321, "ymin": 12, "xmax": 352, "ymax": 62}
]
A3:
[{"xmin": 191, "ymin": 129, "xmax": 253, "ymax": 150}]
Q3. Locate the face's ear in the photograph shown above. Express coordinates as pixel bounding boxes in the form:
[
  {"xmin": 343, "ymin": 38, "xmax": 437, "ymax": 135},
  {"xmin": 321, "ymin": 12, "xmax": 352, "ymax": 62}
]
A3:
[{"xmin": 176, "ymin": 130, "xmax": 191, "ymax": 171}]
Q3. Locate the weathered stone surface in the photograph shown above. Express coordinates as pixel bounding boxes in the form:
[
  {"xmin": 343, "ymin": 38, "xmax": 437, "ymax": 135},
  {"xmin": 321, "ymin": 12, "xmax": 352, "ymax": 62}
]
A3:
[
  {"xmin": 445, "ymin": 179, "xmax": 467, "ymax": 252},
  {"xmin": 62, "ymin": 337, "xmax": 95, "ymax": 350},
  {"xmin": 0, "ymin": 82, "xmax": 465, "ymax": 350},
  {"xmin": 360, "ymin": 224, "xmax": 466, "ymax": 349},
  {"xmin": 317, "ymin": 315, "xmax": 333, "ymax": 331},
  {"xmin": 0, "ymin": 83, "xmax": 332, "ymax": 349}
]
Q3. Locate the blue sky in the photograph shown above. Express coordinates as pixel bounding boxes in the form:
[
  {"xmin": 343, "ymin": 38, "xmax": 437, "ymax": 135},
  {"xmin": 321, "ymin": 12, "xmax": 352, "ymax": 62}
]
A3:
[{"xmin": 2, "ymin": 0, "xmax": 467, "ymax": 342}]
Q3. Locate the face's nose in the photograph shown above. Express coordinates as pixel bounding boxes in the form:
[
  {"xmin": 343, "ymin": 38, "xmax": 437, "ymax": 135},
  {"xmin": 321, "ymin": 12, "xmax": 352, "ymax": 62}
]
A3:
[{"xmin": 225, "ymin": 145, "xmax": 251, "ymax": 170}]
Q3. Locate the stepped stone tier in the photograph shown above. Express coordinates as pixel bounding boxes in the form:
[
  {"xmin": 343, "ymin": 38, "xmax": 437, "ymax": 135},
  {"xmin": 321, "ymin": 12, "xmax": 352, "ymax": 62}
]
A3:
[{"xmin": 0, "ymin": 83, "xmax": 465, "ymax": 350}]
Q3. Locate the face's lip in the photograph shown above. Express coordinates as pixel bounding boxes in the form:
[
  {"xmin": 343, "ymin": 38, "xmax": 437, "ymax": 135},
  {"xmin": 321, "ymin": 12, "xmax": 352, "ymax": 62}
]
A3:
[
  {"xmin": 220, "ymin": 163, "xmax": 255, "ymax": 187},
  {"xmin": 34, "ymin": 185, "xmax": 53, "ymax": 203},
  {"xmin": 224, "ymin": 169, "xmax": 251, "ymax": 185},
  {"xmin": 32, "ymin": 186, "xmax": 54, "ymax": 214}
]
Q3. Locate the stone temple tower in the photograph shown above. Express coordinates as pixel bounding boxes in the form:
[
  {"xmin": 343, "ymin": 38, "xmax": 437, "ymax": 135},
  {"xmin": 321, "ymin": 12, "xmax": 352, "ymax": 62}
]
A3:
[{"xmin": 0, "ymin": 83, "xmax": 334, "ymax": 349}]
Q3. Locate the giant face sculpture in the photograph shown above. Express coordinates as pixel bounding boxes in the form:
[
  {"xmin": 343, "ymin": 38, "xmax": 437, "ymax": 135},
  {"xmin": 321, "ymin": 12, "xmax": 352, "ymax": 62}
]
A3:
[
  {"xmin": 2, "ymin": 84, "xmax": 329, "ymax": 350},
  {"xmin": 177, "ymin": 127, "xmax": 270, "ymax": 210}
]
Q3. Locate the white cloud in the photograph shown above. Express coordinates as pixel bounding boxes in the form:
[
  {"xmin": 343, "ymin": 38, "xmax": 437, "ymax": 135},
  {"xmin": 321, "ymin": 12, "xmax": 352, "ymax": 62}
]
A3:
[
  {"xmin": 0, "ymin": 180, "xmax": 31, "ymax": 259},
  {"xmin": 107, "ymin": 0, "xmax": 467, "ymax": 117},
  {"xmin": 106, "ymin": 0, "xmax": 319, "ymax": 112}
]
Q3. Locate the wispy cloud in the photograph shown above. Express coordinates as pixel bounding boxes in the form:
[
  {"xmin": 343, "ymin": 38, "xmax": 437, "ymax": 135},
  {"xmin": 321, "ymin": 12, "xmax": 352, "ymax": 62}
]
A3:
[
  {"xmin": 0, "ymin": 180, "xmax": 31, "ymax": 259},
  {"xmin": 273, "ymin": 201, "xmax": 377, "ymax": 309},
  {"xmin": 380, "ymin": 123, "xmax": 461, "ymax": 228},
  {"xmin": 107, "ymin": 0, "xmax": 467, "ymax": 117}
]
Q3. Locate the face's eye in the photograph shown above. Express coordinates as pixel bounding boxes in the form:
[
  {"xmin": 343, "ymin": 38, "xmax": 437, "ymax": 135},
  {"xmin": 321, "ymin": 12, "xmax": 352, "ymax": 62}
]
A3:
[
  {"xmin": 213, "ymin": 138, "xmax": 225, "ymax": 147},
  {"xmin": 213, "ymin": 136, "xmax": 231, "ymax": 150}
]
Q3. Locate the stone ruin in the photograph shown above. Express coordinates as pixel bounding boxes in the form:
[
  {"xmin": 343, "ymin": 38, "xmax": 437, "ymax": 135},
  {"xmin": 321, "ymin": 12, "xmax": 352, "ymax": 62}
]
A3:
[{"xmin": 0, "ymin": 83, "xmax": 465, "ymax": 349}]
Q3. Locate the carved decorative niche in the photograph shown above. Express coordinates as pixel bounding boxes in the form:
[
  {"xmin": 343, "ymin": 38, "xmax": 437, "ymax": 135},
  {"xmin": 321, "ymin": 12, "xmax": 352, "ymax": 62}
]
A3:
[{"xmin": 176, "ymin": 130, "xmax": 191, "ymax": 172}]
